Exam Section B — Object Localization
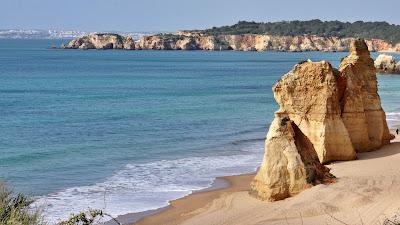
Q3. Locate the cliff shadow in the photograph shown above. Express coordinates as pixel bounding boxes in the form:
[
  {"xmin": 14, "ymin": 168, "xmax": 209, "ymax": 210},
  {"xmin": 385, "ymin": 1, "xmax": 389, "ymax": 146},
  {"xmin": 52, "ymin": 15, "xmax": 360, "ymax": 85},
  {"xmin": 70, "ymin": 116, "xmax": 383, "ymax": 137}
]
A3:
[
  {"xmin": 291, "ymin": 121, "xmax": 335, "ymax": 184},
  {"xmin": 356, "ymin": 141, "xmax": 400, "ymax": 160},
  {"xmin": 329, "ymin": 141, "xmax": 400, "ymax": 165}
]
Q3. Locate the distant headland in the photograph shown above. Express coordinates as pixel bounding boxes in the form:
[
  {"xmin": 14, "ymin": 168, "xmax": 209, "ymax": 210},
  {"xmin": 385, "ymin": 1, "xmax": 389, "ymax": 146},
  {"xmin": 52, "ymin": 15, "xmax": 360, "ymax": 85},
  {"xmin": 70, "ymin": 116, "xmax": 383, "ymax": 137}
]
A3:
[{"xmin": 62, "ymin": 20, "xmax": 400, "ymax": 52}]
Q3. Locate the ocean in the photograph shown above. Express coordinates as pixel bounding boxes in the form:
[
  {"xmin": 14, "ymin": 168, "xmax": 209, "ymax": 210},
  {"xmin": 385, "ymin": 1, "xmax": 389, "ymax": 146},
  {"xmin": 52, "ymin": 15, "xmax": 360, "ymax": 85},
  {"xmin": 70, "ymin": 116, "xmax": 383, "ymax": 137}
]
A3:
[{"xmin": 1, "ymin": 39, "xmax": 400, "ymax": 223}]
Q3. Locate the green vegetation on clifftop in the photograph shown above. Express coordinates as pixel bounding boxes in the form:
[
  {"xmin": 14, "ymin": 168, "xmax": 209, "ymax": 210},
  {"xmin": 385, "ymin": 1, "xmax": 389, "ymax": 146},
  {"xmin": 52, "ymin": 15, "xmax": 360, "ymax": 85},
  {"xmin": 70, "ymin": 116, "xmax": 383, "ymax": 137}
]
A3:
[{"xmin": 189, "ymin": 20, "xmax": 400, "ymax": 43}]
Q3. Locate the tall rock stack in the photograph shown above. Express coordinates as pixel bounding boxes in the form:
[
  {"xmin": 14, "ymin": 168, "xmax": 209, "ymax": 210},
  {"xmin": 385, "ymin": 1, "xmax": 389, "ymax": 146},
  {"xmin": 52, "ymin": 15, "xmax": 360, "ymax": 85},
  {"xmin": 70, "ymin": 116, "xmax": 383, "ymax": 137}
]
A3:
[
  {"xmin": 339, "ymin": 39, "xmax": 393, "ymax": 152},
  {"xmin": 250, "ymin": 39, "xmax": 393, "ymax": 201}
]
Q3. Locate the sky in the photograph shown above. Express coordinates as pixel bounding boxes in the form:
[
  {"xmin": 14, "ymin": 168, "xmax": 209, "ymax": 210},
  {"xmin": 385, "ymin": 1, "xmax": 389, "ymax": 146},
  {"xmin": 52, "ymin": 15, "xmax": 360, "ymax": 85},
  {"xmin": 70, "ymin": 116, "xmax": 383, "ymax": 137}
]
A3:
[{"xmin": 1, "ymin": 0, "xmax": 400, "ymax": 32}]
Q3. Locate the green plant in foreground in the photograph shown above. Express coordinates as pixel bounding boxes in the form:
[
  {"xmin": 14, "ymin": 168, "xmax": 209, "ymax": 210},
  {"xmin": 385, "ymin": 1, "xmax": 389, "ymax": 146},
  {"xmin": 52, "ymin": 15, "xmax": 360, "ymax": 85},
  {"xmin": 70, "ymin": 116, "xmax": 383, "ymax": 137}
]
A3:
[
  {"xmin": 58, "ymin": 209, "xmax": 122, "ymax": 225},
  {"xmin": 0, "ymin": 181, "xmax": 122, "ymax": 225},
  {"xmin": 0, "ymin": 182, "xmax": 44, "ymax": 225}
]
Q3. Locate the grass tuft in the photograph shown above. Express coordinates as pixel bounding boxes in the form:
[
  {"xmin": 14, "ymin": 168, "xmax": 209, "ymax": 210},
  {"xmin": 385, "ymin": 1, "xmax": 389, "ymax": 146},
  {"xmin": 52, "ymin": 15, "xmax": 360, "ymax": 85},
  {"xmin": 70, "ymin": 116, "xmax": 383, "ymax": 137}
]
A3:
[{"xmin": 0, "ymin": 182, "xmax": 45, "ymax": 225}]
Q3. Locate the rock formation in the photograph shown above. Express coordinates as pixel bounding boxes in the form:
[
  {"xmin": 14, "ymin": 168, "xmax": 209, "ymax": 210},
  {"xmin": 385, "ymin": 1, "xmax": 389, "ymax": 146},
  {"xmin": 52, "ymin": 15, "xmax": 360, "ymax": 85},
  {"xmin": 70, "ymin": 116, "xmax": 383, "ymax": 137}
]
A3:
[
  {"xmin": 250, "ymin": 39, "xmax": 393, "ymax": 201},
  {"xmin": 63, "ymin": 33, "xmax": 135, "ymax": 50},
  {"xmin": 135, "ymin": 34, "xmax": 400, "ymax": 52},
  {"xmin": 63, "ymin": 33, "xmax": 400, "ymax": 52},
  {"xmin": 339, "ymin": 41, "xmax": 394, "ymax": 152},
  {"xmin": 134, "ymin": 34, "xmax": 231, "ymax": 50},
  {"xmin": 249, "ymin": 113, "xmax": 335, "ymax": 201},
  {"xmin": 374, "ymin": 54, "xmax": 400, "ymax": 74},
  {"xmin": 273, "ymin": 60, "xmax": 357, "ymax": 163}
]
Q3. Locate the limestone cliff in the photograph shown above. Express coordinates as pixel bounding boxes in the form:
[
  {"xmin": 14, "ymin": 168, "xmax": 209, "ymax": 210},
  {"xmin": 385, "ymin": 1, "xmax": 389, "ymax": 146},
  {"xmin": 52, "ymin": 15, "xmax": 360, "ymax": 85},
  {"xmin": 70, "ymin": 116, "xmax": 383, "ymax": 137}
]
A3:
[
  {"xmin": 63, "ymin": 33, "xmax": 400, "ymax": 52},
  {"xmin": 63, "ymin": 33, "xmax": 135, "ymax": 50},
  {"xmin": 374, "ymin": 54, "xmax": 400, "ymax": 74},
  {"xmin": 135, "ymin": 34, "xmax": 398, "ymax": 52},
  {"xmin": 250, "ymin": 39, "xmax": 393, "ymax": 201},
  {"xmin": 134, "ymin": 34, "xmax": 230, "ymax": 50}
]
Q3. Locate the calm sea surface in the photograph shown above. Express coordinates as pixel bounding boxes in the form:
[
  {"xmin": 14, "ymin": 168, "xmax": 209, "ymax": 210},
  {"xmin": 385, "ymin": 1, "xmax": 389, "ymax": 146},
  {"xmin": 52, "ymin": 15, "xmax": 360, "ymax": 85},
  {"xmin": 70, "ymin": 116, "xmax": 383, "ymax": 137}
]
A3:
[{"xmin": 1, "ymin": 39, "xmax": 400, "ymax": 222}]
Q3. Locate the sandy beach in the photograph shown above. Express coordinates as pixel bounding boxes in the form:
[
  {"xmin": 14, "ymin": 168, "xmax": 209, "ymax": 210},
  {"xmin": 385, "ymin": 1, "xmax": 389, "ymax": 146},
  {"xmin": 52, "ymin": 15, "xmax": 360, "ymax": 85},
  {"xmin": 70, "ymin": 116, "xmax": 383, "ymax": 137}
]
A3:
[{"xmin": 131, "ymin": 132, "xmax": 400, "ymax": 225}]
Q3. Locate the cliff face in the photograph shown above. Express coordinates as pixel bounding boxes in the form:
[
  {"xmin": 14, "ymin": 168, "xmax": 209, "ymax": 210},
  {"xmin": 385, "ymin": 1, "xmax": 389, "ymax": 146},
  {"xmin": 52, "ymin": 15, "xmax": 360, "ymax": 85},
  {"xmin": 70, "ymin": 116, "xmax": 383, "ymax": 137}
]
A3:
[
  {"xmin": 64, "ymin": 33, "xmax": 135, "ymax": 50},
  {"xmin": 135, "ymin": 34, "xmax": 400, "ymax": 52},
  {"xmin": 64, "ymin": 33, "xmax": 400, "ymax": 52},
  {"xmin": 250, "ymin": 39, "xmax": 393, "ymax": 202},
  {"xmin": 134, "ymin": 35, "xmax": 231, "ymax": 50}
]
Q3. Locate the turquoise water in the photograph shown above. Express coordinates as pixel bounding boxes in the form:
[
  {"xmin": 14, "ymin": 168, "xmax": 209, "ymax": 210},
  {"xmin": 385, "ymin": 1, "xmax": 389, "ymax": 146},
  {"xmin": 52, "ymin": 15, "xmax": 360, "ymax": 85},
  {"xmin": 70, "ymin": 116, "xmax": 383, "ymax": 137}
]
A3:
[{"xmin": 1, "ymin": 39, "xmax": 400, "ymax": 222}]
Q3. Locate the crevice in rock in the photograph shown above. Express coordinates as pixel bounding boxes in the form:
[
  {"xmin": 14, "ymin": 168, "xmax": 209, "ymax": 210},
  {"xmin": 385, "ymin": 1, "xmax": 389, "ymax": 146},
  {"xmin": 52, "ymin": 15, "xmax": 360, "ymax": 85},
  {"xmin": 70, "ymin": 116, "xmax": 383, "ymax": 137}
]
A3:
[{"xmin": 291, "ymin": 121, "xmax": 335, "ymax": 185}]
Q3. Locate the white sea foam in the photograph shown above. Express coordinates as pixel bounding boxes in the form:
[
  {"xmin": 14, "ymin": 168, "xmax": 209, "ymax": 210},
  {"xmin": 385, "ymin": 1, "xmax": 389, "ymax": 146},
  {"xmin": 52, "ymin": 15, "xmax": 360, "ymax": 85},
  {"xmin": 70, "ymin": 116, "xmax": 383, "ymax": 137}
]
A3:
[
  {"xmin": 386, "ymin": 112, "xmax": 400, "ymax": 128},
  {"xmin": 35, "ymin": 141, "xmax": 264, "ymax": 224},
  {"xmin": 35, "ymin": 115, "xmax": 398, "ymax": 224}
]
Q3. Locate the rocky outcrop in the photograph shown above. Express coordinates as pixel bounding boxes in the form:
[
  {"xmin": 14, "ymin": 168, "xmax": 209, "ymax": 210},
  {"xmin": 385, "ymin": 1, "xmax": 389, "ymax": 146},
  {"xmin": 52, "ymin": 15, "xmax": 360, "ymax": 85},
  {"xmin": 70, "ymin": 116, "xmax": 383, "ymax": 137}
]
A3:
[
  {"xmin": 250, "ymin": 39, "xmax": 393, "ymax": 201},
  {"xmin": 63, "ymin": 33, "xmax": 135, "ymax": 50},
  {"xmin": 374, "ymin": 54, "xmax": 400, "ymax": 74},
  {"xmin": 134, "ymin": 34, "xmax": 231, "ymax": 50},
  {"xmin": 340, "ymin": 41, "xmax": 394, "ymax": 152},
  {"xmin": 249, "ymin": 113, "xmax": 335, "ymax": 201},
  {"xmin": 272, "ymin": 60, "xmax": 357, "ymax": 164},
  {"xmin": 63, "ymin": 33, "xmax": 400, "ymax": 52}
]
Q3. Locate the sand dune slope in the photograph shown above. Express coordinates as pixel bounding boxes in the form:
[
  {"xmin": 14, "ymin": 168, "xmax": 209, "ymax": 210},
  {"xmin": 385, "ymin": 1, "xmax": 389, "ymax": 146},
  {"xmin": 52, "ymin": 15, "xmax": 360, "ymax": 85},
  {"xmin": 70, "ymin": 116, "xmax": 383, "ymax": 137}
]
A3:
[{"xmin": 180, "ymin": 141, "xmax": 400, "ymax": 225}]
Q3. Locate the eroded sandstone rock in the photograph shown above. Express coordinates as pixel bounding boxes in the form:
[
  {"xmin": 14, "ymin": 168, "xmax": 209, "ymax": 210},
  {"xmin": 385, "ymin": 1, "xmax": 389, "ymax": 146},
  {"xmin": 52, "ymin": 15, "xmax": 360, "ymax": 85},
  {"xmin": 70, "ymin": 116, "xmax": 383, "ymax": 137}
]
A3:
[
  {"xmin": 339, "ymin": 40, "xmax": 393, "ymax": 151},
  {"xmin": 250, "ymin": 39, "xmax": 392, "ymax": 201},
  {"xmin": 250, "ymin": 113, "xmax": 334, "ymax": 201},
  {"xmin": 374, "ymin": 54, "xmax": 400, "ymax": 74},
  {"xmin": 273, "ymin": 60, "xmax": 357, "ymax": 163}
]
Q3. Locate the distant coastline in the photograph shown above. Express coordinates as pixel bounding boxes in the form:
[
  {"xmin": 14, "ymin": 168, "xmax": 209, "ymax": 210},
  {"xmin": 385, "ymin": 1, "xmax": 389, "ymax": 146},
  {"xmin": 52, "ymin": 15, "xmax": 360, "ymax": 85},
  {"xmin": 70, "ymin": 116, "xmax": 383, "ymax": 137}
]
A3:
[
  {"xmin": 61, "ymin": 33, "xmax": 400, "ymax": 52},
  {"xmin": 0, "ymin": 29, "xmax": 157, "ymax": 40},
  {"xmin": 61, "ymin": 20, "xmax": 400, "ymax": 52}
]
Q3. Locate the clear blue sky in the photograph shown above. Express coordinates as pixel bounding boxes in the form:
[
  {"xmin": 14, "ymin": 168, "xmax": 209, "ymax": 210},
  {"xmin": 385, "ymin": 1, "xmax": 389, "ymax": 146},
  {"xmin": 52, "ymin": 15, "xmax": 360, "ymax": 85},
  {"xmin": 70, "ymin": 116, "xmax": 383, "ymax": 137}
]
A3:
[{"xmin": 1, "ymin": 0, "xmax": 399, "ymax": 31}]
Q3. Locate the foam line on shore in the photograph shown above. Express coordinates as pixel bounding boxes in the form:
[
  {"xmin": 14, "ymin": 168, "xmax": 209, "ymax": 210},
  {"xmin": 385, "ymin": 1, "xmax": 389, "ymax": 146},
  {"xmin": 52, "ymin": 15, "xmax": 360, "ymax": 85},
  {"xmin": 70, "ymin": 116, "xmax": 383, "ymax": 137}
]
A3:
[{"xmin": 35, "ymin": 140, "xmax": 264, "ymax": 224}]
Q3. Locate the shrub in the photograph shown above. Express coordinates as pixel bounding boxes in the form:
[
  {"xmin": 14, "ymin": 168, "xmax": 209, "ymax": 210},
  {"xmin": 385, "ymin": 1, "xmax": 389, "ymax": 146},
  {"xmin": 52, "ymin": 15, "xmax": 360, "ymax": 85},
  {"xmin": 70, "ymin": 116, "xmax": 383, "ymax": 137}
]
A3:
[
  {"xmin": 0, "ymin": 182, "xmax": 45, "ymax": 225},
  {"xmin": 58, "ymin": 209, "xmax": 122, "ymax": 225}
]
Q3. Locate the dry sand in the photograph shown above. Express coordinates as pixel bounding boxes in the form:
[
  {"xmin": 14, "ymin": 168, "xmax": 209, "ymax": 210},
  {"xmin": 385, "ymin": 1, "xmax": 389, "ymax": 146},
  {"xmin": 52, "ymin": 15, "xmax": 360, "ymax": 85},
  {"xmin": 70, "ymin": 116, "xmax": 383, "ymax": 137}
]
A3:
[{"xmin": 133, "ymin": 133, "xmax": 400, "ymax": 225}]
